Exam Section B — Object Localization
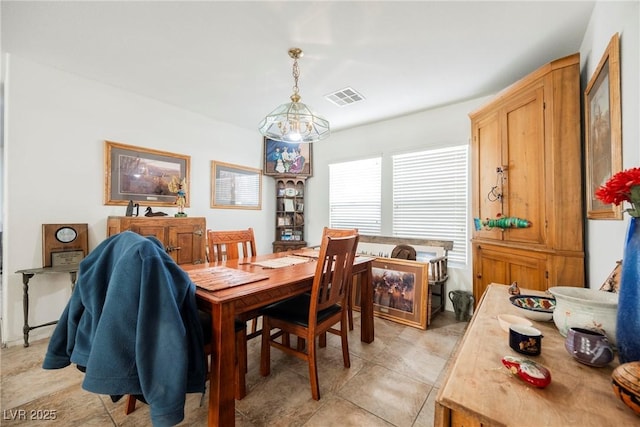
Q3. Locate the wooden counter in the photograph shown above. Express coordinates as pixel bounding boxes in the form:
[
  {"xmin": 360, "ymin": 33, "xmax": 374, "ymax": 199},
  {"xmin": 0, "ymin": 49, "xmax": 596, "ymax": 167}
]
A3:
[{"xmin": 434, "ymin": 284, "xmax": 636, "ymax": 427}]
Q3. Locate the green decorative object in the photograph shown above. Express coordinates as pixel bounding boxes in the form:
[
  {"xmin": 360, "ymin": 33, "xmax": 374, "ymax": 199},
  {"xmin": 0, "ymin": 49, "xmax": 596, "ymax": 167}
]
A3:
[{"xmin": 474, "ymin": 216, "xmax": 531, "ymax": 231}]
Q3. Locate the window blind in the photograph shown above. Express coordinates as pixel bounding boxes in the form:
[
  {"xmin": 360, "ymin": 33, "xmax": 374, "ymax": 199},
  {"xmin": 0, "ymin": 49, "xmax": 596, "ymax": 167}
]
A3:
[
  {"xmin": 215, "ymin": 170, "xmax": 260, "ymax": 207},
  {"xmin": 329, "ymin": 157, "xmax": 381, "ymax": 234},
  {"xmin": 392, "ymin": 145, "xmax": 468, "ymax": 265}
]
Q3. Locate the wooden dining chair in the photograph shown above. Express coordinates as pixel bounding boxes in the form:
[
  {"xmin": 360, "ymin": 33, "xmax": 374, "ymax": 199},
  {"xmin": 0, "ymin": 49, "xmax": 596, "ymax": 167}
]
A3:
[
  {"xmin": 207, "ymin": 228, "xmax": 259, "ymax": 398},
  {"xmin": 259, "ymin": 232, "xmax": 359, "ymax": 400},
  {"xmin": 207, "ymin": 227, "xmax": 257, "ymax": 262},
  {"xmin": 125, "ymin": 315, "xmax": 247, "ymax": 415},
  {"xmin": 322, "ymin": 227, "xmax": 359, "ymax": 330},
  {"xmin": 206, "ymin": 227, "xmax": 261, "ymax": 334},
  {"xmin": 128, "ymin": 226, "xmax": 259, "ymax": 414}
]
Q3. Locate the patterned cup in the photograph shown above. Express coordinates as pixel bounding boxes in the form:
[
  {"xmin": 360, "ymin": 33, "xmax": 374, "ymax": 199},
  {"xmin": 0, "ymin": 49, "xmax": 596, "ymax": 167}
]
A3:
[
  {"xmin": 509, "ymin": 324, "xmax": 543, "ymax": 356},
  {"xmin": 564, "ymin": 327, "xmax": 614, "ymax": 367}
]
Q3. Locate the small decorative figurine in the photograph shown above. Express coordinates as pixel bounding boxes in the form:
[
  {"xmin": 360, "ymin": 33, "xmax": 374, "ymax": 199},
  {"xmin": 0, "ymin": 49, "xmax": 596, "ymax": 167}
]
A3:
[
  {"xmin": 508, "ymin": 281, "xmax": 521, "ymax": 296},
  {"xmin": 474, "ymin": 214, "xmax": 531, "ymax": 231},
  {"xmin": 502, "ymin": 355, "xmax": 552, "ymax": 388},
  {"xmin": 168, "ymin": 176, "xmax": 187, "ymax": 217},
  {"xmin": 125, "ymin": 200, "xmax": 139, "ymax": 217},
  {"xmin": 599, "ymin": 260, "xmax": 622, "ymax": 292},
  {"xmin": 144, "ymin": 207, "xmax": 168, "ymax": 217}
]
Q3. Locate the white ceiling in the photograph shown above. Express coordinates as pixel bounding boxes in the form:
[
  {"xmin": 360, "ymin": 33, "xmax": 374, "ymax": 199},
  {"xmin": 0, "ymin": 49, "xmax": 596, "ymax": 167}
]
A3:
[{"xmin": 1, "ymin": 1, "xmax": 595, "ymax": 134}]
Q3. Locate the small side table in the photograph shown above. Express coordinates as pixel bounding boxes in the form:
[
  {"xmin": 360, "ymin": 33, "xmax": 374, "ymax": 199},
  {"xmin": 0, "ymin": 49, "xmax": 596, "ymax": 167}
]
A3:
[{"xmin": 15, "ymin": 265, "xmax": 79, "ymax": 347}]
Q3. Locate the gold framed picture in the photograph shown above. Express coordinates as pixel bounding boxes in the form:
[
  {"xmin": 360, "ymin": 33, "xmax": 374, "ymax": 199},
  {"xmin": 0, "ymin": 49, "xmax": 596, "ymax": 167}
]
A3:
[
  {"xmin": 211, "ymin": 161, "xmax": 262, "ymax": 209},
  {"xmin": 104, "ymin": 141, "xmax": 190, "ymax": 207},
  {"xmin": 352, "ymin": 257, "xmax": 428, "ymax": 329},
  {"xmin": 585, "ymin": 33, "xmax": 622, "ymax": 220}
]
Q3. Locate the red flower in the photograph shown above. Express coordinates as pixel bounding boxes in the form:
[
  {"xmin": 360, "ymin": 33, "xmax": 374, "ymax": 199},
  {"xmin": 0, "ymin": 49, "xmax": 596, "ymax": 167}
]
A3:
[{"xmin": 595, "ymin": 167, "xmax": 640, "ymax": 217}]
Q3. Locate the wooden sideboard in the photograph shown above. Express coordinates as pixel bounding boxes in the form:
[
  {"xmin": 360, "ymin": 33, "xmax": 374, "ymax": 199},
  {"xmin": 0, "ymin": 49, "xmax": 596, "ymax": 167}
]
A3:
[
  {"xmin": 107, "ymin": 216, "xmax": 206, "ymax": 265},
  {"xmin": 434, "ymin": 284, "xmax": 636, "ymax": 427}
]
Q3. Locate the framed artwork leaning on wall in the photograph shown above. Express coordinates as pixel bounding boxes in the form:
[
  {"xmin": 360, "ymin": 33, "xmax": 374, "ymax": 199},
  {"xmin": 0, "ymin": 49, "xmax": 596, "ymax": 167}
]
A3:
[{"xmin": 352, "ymin": 257, "xmax": 428, "ymax": 330}]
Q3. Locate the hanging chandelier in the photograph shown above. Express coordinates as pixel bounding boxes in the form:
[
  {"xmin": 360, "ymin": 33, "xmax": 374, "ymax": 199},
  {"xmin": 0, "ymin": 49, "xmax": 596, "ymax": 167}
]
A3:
[{"xmin": 258, "ymin": 48, "xmax": 330, "ymax": 143}]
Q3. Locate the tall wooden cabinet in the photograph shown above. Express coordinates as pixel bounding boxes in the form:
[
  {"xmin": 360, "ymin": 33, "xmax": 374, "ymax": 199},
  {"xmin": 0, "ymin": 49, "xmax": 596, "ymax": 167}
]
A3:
[
  {"xmin": 273, "ymin": 176, "xmax": 307, "ymax": 252},
  {"xmin": 470, "ymin": 53, "xmax": 584, "ymax": 301},
  {"xmin": 107, "ymin": 216, "xmax": 206, "ymax": 265}
]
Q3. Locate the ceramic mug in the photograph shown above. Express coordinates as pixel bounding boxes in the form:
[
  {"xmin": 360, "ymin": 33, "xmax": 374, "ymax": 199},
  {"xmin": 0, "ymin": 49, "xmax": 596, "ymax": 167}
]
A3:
[
  {"xmin": 509, "ymin": 324, "xmax": 543, "ymax": 356},
  {"xmin": 564, "ymin": 327, "xmax": 614, "ymax": 367}
]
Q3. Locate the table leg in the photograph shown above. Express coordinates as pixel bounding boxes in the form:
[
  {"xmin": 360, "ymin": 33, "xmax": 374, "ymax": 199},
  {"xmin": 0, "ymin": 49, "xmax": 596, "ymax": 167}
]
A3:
[
  {"xmin": 208, "ymin": 302, "xmax": 237, "ymax": 427},
  {"xmin": 70, "ymin": 271, "xmax": 77, "ymax": 291},
  {"xmin": 359, "ymin": 262, "xmax": 375, "ymax": 343},
  {"xmin": 21, "ymin": 273, "xmax": 35, "ymax": 347}
]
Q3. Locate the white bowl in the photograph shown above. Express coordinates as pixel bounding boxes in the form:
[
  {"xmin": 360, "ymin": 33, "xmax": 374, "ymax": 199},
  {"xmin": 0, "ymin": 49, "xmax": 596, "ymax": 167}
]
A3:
[
  {"xmin": 497, "ymin": 314, "xmax": 532, "ymax": 332},
  {"xmin": 548, "ymin": 286, "xmax": 619, "ymax": 346}
]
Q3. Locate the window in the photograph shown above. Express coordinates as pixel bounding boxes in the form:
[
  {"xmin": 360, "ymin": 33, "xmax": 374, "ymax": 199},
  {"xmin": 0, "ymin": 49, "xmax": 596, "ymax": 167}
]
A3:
[
  {"xmin": 393, "ymin": 145, "xmax": 468, "ymax": 265},
  {"xmin": 328, "ymin": 146, "xmax": 468, "ymax": 265},
  {"xmin": 329, "ymin": 157, "xmax": 381, "ymax": 234}
]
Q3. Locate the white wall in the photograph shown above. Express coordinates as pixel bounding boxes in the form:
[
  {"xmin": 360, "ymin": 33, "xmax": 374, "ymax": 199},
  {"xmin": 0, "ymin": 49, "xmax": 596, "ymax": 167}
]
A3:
[
  {"xmin": 1, "ymin": 55, "xmax": 274, "ymax": 345},
  {"xmin": 307, "ymin": 97, "xmax": 492, "ymax": 310},
  {"xmin": 580, "ymin": 1, "xmax": 640, "ymax": 287}
]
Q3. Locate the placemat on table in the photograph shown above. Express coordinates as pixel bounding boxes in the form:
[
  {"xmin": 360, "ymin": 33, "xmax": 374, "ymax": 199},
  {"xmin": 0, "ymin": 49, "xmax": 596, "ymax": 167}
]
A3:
[
  {"xmin": 249, "ymin": 256, "xmax": 313, "ymax": 269},
  {"xmin": 190, "ymin": 266, "xmax": 268, "ymax": 291},
  {"xmin": 291, "ymin": 249, "xmax": 320, "ymax": 259}
]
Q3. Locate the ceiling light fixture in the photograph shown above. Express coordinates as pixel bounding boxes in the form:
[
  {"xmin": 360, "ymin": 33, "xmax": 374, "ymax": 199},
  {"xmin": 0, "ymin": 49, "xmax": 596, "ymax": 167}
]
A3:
[{"xmin": 258, "ymin": 48, "xmax": 330, "ymax": 143}]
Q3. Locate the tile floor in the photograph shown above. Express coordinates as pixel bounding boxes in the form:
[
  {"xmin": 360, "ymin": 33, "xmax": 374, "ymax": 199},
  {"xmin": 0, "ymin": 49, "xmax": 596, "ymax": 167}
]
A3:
[{"xmin": 1, "ymin": 311, "xmax": 467, "ymax": 426}]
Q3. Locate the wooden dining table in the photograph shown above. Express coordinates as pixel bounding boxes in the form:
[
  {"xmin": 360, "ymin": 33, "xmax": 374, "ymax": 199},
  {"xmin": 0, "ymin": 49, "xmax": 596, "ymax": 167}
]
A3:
[{"xmin": 181, "ymin": 251, "xmax": 376, "ymax": 427}]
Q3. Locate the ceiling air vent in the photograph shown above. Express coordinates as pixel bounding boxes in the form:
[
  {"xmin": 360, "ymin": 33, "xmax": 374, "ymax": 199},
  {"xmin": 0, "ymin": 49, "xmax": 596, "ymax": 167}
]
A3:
[{"xmin": 325, "ymin": 87, "xmax": 365, "ymax": 107}]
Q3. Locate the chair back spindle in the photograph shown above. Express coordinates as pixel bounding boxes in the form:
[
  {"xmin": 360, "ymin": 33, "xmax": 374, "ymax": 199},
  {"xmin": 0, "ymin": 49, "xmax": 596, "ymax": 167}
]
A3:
[
  {"xmin": 320, "ymin": 227, "xmax": 359, "ymax": 329},
  {"xmin": 312, "ymin": 235, "xmax": 358, "ymax": 315},
  {"xmin": 207, "ymin": 228, "xmax": 256, "ymax": 262}
]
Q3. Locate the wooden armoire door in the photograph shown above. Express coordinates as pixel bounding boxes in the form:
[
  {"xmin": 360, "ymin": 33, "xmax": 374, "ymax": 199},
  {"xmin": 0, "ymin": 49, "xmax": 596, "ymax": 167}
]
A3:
[
  {"xmin": 501, "ymin": 85, "xmax": 546, "ymax": 246},
  {"xmin": 472, "ymin": 110, "xmax": 503, "ymax": 241},
  {"xmin": 473, "ymin": 243, "xmax": 547, "ymax": 296},
  {"xmin": 472, "ymin": 85, "xmax": 546, "ymax": 247}
]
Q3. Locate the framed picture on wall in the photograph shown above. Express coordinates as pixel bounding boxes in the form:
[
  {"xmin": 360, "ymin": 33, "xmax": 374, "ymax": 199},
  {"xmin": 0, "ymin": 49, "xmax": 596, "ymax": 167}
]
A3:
[
  {"xmin": 585, "ymin": 33, "xmax": 622, "ymax": 220},
  {"xmin": 263, "ymin": 137, "xmax": 313, "ymax": 177},
  {"xmin": 104, "ymin": 141, "xmax": 190, "ymax": 207},
  {"xmin": 211, "ymin": 161, "xmax": 262, "ymax": 209}
]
